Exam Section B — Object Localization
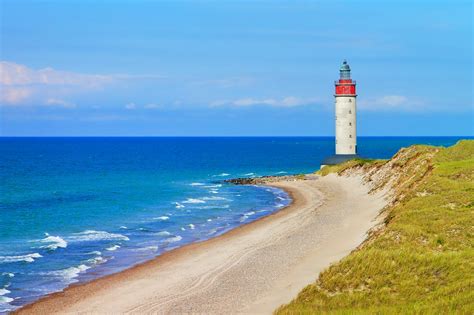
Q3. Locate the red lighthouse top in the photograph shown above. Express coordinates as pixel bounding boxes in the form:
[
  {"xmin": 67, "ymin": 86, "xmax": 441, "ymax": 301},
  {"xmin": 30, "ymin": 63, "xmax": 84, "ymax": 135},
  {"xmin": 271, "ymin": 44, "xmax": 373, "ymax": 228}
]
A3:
[{"xmin": 335, "ymin": 60, "xmax": 356, "ymax": 96}]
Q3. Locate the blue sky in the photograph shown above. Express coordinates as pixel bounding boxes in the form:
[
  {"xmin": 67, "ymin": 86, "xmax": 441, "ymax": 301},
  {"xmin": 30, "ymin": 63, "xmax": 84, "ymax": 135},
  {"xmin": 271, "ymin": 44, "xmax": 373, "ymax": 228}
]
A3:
[{"xmin": 0, "ymin": 0, "xmax": 472, "ymax": 136}]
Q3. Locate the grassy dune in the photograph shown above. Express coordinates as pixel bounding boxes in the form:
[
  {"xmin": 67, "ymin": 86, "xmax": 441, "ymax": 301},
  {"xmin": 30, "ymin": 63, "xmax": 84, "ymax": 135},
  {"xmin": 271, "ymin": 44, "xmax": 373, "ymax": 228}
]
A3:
[{"xmin": 277, "ymin": 140, "xmax": 474, "ymax": 314}]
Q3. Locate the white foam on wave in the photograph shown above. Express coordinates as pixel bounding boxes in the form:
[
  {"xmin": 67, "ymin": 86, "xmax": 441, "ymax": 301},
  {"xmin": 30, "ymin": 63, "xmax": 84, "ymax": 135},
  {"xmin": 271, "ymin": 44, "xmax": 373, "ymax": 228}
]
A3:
[
  {"xmin": 42, "ymin": 264, "xmax": 90, "ymax": 282},
  {"xmin": 195, "ymin": 205, "xmax": 230, "ymax": 210},
  {"xmin": 134, "ymin": 246, "xmax": 158, "ymax": 252},
  {"xmin": 86, "ymin": 256, "xmax": 107, "ymax": 265},
  {"xmin": 203, "ymin": 184, "xmax": 222, "ymax": 188},
  {"xmin": 188, "ymin": 224, "xmax": 195, "ymax": 230},
  {"xmin": 207, "ymin": 219, "xmax": 213, "ymax": 222},
  {"xmin": 239, "ymin": 215, "xmax": 248, "ymax": 222},
  {"xmin": 0, "ymin": 295, "xmax": 14, "ymax": 305},
  {"xmin": 244, "ymin": 172, "xmax": 255, "ymax": 176},
  {"xmin": 213, "ymin": 173, "xmax": 230, "ymax": 177},
  {"xmin": 106, "ymin": 245, "xmax": 120, "ymax": 251},
  {"xmin": 182, "ymin": 198, "xmax": 206, "ymax": 204},
  {"xmin": 0, "ymin": 288, "xmax": 11, "ymax": 296},
  {"xmin": 87, "ymin": 251, "xmax": 102, "ymax": 255},
  {"xmin": 119, "ymin": 226, "xmax": 128, "ymax": 230},
  {"xmin": 245, "ymin": 211, "xmax": 256, "ymax": 216},
  {"xmin": 202, "ymin": 196, "xmax": 231, "ymax": 201},
  {"xmin": 209, "ymin": 189, "xmax": 219, "ymax": 194},
  {"xmin": 1, "ymin": 273, "xmax": 14, "ymax": 278},
  {"xmin": 153, "ymin": 216, "xmax": 170, "ymax": 221},
  {"xmin": 276, "ymin": 171, "xmax": 287, "ymax": 174},
  {"xmin": 38, "ymin": 234, "xmax": 68, "ymax": 250},
  {"xmin": 162, "ymin": 236, "xmax": 182, "ymax": 243},
  {"xmin": 155, "ymin": 231, "xmax": 171, "ymax": 236},
  {"xmin": 276, "ymin": 196, "xmax": 286, "ymax": 200},
  {"xmin": 190, "ymin": 182, "xmax": 205, "ymax": 186},
  {"xmin": 67, "ymin": 230, "xmax": 129, "ymax": 242},
  {"xmin": 174, "ymin": 202, "xmax": 185, "ymax": 209},
  {"xmin": 0, "ymin": 253, "xmax": 42, "ymax": 264}
]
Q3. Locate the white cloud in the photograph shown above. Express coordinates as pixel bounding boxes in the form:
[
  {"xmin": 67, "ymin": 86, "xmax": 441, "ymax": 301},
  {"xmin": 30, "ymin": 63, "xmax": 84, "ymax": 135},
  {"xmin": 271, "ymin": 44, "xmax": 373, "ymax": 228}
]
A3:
[
  {"xmin": 45, "ymin": 98, "xmax": 76, "ymax": 108},
  {"xmin": 211, "ymin": 96, "xmax": 319, "ymax": 108},
  {"xmin": 144, "ymin": 103, "xmax": 161, "ymax": 109},
  {"xmin": 0, "ymin": 61, "xmax": 113, "ymax": 87},
  {"xmin": 125, "ymin": 102, "xmax": 136, "ymax": 110},
  {"xmin": 0, "ymin": 61, "xmax": 164, "ymax": 107},
  {"xmin": 359, "ymin": 95, "xmax": 424, "ymax": 111},
  {"xmin": 0, "ymin": 87, "xmax": 32, "ymax": 104}
]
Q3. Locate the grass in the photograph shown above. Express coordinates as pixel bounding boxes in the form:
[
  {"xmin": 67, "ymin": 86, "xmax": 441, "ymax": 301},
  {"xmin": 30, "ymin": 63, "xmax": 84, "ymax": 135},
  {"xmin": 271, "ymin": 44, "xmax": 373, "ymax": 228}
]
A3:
[
  {"xmin": 317, "ymin": 158, "xmax": 386, "ymax": 176},
  {"xmin": 276, "ymin": 140, "xmax": 474, "ymax": 314}
]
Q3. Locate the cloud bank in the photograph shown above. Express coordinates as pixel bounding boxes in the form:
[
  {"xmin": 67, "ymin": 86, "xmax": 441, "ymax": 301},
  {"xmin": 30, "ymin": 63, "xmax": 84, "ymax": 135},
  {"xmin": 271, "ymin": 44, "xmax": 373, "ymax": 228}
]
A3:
[
  {"xmin": 358, "ymin": 95, "xmax": 424, "ymax": 111},
  {"xmin": 0, "ymin": 61, "xmax": 163, "ymax": 107},
  {"xmin": 211, "ymin": 96, "xmax": 319, "ymax": 107}
]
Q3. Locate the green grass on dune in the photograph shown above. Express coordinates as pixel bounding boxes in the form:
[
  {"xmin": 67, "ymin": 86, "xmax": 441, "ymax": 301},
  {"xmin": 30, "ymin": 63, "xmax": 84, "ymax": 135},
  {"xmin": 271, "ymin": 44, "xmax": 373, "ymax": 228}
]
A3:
[
  {"xmin": 317, "ymin": 158, "xmax": 386, "ymax": 176},
  {"xmin": 277, "ymin": 140, "xmax": 474, "ymax": 314}
]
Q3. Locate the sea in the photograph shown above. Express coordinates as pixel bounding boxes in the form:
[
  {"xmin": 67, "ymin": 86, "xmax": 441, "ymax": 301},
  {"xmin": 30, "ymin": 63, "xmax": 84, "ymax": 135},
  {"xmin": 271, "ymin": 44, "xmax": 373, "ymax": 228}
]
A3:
[{"xmin": 0, "ymin": 136, "xmax": 470, "ymax": 313}]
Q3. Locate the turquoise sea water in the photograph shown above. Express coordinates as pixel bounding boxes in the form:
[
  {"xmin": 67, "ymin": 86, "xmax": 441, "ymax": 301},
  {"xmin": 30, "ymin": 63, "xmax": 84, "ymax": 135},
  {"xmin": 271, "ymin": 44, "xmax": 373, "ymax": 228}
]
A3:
[{"xmin": 0, "ymin": 136, "xmax": 470, "ymax": 312}]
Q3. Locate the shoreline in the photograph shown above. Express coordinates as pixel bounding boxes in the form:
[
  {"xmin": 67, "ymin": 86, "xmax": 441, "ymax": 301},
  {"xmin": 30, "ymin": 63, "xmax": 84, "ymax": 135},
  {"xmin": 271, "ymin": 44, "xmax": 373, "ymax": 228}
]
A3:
[{"xmin": 16, "ymin": 174, "xmax": 388, "ymax": 314}]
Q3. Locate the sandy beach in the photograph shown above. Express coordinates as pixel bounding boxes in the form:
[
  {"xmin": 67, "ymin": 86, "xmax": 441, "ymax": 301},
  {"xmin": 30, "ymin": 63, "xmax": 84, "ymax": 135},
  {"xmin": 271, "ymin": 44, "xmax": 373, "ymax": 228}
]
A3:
[{"xmin": 17, "ymin": 174, "xmax": 388, "ymax": 314}]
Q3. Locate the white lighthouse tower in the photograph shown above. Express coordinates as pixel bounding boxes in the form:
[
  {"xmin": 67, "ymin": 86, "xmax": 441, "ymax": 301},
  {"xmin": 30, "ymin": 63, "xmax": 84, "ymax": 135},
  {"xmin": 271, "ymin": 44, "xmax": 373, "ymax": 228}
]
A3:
[
  {"xmin": 335, "ymin": 60, "xmax": 357, "ymax": 155},
  {"xmin": 322, "ymin": 60, "xmax": 359, "ymax": 167}
]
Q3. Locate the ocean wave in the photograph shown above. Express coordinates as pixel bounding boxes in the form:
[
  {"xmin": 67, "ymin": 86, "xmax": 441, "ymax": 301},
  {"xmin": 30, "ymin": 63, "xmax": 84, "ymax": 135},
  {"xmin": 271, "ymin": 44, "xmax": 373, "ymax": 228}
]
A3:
[
  {"xmin": 38, "ymin": 234, "xmax": 68, "ymax": 251},
  {"xmin": 87, "ymin": 251, "xmax": 102, "ymax": 255},
  {"xmin": 0, "ymin": 253, "xmax": 42, "ymax": 264},
  {"xmin": 0, "ymin": 295, "xmax": 14, "ymax": 305},
  {"xmin": 244, "ymin": 172, "xmax": 255, "ymax": 176},
  {"xmin": 203, "ymin": 184, "xmax": 222, "ymax": 188},
  {"xmin": 188, "ymin": 224, "xmax": 195, "ymax": 230},
  {"xmin": 213, "ymin": 173, "xmax": 230, "ymax": 177},
  {"xmin": 0, "ymin": 288, "xmax": 11, "ymax": 296},
  {"xmin": 174, "ymin": 202, "xmax": 185, "ymax": 209},
  {"xmin": 67, "ymin": 230, "xmax": 129, "ymax": 242},
  {"xmin": 245, "ymin": 211, "xmax": 256, "ymax": 216},
  {"xmin": 190, "ymin": 182, "xmax": 205, "ymax": 186},
  {"xmin": 133, "ymin": 246, "xmax": 158, "ymax": 252},
  {"xmin": 207, "ymin": 218, "xmax": 213, "ymax": 222},
  {"xmin": 182, "ymin": 198, "xmax": 206, "ymax": 204},
  {"xmin": 195, "ymin": 205, "xmax": 230, "ymax": 210},
  {"xmin": 154, "ymin": 231, "xmax": 171, "ymax": 236},
  {"xmin": 153, "ymin": 216, "xmax": 170, "ymax": 221},
  {"xmin": 105, "ymin": 245, "xmax": 120, "ymax": 251},
  {"xmin": 41, "ymin": 264, "xmax": 90, "ymax": 282},
  {"xmin": 202, "ymin": 196, "xmax": 231, "ymax": 201},
  {"xmin": 1, "ymin": 273, "xmax": 14, "ymax": 278},
  {"xmin": 276, "ymin": 171, "xmax": 287, "ymax": 174},
  {"xmin": 119, "ymin": 226, "xmax": 128, "ymax": 230},
  {"xmin": 86, "ymin": 256, "xmax": 107, "ymax": 265},
  {"xmin": 209, "ymin": 189, "xmax": 219, "ymax": 194},
  {"xmin": 162, "ymin": 235, "xmax": 182, "ymax": 243}
]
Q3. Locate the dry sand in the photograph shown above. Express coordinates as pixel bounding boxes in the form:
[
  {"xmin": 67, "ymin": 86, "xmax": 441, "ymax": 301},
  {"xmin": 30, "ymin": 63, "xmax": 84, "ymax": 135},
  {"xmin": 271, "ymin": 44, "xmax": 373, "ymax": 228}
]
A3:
[{"xmin": 17, "ymin": 174, "xmax": 388, "ymax": 314}]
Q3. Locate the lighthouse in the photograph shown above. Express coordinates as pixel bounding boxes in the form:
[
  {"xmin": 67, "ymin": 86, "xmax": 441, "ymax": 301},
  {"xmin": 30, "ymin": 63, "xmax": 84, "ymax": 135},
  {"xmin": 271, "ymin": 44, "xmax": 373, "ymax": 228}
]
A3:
[{"xmin": 322, "ymin": 60, "xmax": 359, "ymax": 167}]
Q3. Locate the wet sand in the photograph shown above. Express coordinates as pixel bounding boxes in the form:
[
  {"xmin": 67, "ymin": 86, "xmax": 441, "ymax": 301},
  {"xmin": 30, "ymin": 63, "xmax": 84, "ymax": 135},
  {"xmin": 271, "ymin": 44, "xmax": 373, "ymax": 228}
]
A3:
[{"xmin": 17, "ymin": 174, "xmax": 387, "ymax": 314}]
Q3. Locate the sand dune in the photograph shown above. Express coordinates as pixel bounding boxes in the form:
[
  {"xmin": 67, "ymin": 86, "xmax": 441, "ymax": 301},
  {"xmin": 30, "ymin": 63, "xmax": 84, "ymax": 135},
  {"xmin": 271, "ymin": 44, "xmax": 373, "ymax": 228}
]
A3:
[{"xmin": 17, "ymin": 174, "xmax": 387, "ymax": 314}]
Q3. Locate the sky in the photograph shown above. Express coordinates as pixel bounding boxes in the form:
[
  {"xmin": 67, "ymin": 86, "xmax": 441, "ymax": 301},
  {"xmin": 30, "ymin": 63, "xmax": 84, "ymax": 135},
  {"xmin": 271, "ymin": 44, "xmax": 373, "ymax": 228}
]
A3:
[{"xmin": 0, "ymin": 0, "xmax": 473, "ymax": 136}]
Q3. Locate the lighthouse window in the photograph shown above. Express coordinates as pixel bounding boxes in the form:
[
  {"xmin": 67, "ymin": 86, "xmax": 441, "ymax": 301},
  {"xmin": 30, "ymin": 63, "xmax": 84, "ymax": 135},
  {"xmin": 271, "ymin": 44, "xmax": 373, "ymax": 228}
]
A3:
[
  {"xmin": 349, "ymin": 122, "xmax": 352, "ymax": 126},
  {"xmin": 349, "ymin": 134, "xmax": 352, "ymax": 138},
  {"xmin": 349, "ymin": 110, "xmax": 352, "ymax": 114},
  {"xmin": 349, "ymin": 99, "xmax": 352, "ymax": 102}
]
